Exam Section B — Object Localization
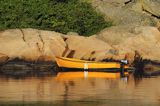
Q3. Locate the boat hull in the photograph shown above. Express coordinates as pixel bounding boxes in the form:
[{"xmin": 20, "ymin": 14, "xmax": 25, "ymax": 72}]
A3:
[
  {"xmin": 55, "ymin": 57, "xmax": 129, "ymax": 70},
  {"xmin": 58, "ymin": 67, "xmax": 128, "ymax": 73}
]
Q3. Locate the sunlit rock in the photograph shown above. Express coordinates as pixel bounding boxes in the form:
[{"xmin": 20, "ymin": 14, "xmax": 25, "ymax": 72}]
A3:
[
  {"xmin": 0, "ymin": 29, "xmax": 66, "ymax": 62},
  {"xmin": 64, "ymin": 35, "xmax": 113, "ymax": 61},
  {"xmin": 97, "ymin": 26, "xmax": 160, "ymax": 63}
]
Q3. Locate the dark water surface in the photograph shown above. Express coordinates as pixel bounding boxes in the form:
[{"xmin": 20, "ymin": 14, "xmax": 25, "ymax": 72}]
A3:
[{"xmin": 0, "ymin": 74, "xmax": 160, "ymax": 106}]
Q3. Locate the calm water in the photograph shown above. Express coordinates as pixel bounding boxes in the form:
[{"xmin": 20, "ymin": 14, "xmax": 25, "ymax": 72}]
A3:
[{"xmin": 0, "ymin": 73, "xmax": 160, "ymax": 106}]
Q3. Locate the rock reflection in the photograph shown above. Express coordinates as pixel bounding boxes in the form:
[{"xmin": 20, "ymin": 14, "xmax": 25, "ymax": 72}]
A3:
[
  {"xmin": 63, "ymin": 82, "xmax": 69, "ymax": 105},
  {"xmin": 36, "ymin": 81, "xmax": 45, "ymax": 99}
]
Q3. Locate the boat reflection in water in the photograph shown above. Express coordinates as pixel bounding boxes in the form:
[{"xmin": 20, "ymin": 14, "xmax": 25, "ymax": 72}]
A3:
[{"xmin": 55, "ymin": 71, "xmax": 129, "ymax": 80}]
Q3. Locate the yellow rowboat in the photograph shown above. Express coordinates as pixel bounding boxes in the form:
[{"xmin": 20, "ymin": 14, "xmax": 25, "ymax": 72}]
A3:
[
  {"xmin": 55, "ymin": 57, "xmax": 130, "ymax": 73},
  {"xmin": 55, "ymin": 72, "xmax": 129, "ymax": 80}
]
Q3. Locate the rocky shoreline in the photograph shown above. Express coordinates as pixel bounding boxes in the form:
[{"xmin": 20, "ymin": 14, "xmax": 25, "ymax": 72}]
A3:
[
  {"xmin": 1, "ymin": 26, "xmax": 160, "ymax": 63},
  {"xmin": 1, "ymin": 0, "xmax": 160, "ymax": 77},
  {"xmin": 0, "ymin": 58, "xmax": 160, "ymax": 78},
  {"xmin": 0, "ymin": 59, "xmax": 56, "ymax": 78},
  {"xmin": 0, "ymin": 27, "xmax": 160, "ymax": 77}
]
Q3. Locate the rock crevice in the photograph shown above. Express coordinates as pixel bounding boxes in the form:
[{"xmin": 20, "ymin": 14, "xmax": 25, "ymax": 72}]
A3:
[
  {"xmin": 37, "ymin": 31, "xmax": 44, "ymax": 53},
  {"xmin": 124, "ymin": 0, "xmax": 133, "ymax": 5},
  {"xmin": 19, "ymin": 29, "xmax": 26, "ymax": 42}
]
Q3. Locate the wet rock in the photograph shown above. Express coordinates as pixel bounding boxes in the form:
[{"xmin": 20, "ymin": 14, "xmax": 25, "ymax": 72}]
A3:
[
  {"xmin": 0, "ymin": 59, "xmax": 56, "ymax": 76},
  {"xmin": 0, "ymin": 53, "xmax": 9, "ymax": 64}
]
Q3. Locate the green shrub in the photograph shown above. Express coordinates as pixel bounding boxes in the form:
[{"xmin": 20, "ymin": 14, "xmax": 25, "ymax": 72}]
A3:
[{"xmin": 0, "ymin": 0, "xmax": 112, "ymax": 36}]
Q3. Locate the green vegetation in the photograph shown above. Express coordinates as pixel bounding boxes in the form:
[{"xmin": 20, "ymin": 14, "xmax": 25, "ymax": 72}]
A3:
[{"xmin": 0, "ymin": 0, "xmax": 112, "ymax": 36}]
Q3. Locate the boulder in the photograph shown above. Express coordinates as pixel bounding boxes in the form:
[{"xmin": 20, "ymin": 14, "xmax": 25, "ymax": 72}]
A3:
[
  {"xmin": 37, "ymin": 30, "xmax": 66, "ymax": 61},
  {"xmin": 96, "ymin": 25, "xmax": 137, "ymax": 45},
  {"xmin": 1, "ymin": 26, "xmax": 160, "ymax": 65},
  {"xmin": 97, "ymin": 26, "xmax": 160, "ymax": 63},
  {"xmin": 0, "ymin": 28, "xmax": 66, "ymax": 62},
  {"xmin": 92, "ymin": 0, "xmax": 158, "ymax": 26},
  {"xmin": 0, "ymin": 28, "xmax": 115, "ymax": 63},
  {"xmin": 141, "ymin": 0, "xmax": 160, "ymax": 18},
  {"xmin": 124, "ymin": 0, "xmax": 160, "ymax": 18},
  {"xmin": 0, "ymin": 29, "xmax": 28, "ymax": 60},
  {"xmin": 64, "ymin": 35, "xmax": 113, "ymax": 61}
]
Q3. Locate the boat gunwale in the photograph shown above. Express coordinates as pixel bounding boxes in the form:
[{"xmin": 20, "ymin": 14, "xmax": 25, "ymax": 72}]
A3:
[{"xmin": 56, "ymin": 57, "xmax": 121, "ymax": 64}]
